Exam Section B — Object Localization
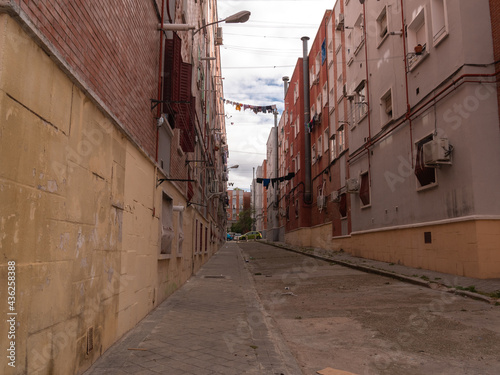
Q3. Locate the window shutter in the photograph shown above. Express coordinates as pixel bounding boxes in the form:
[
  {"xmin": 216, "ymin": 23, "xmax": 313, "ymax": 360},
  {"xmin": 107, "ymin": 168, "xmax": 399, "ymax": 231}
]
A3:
[
  {"xmin": 359, "ymin": 173, "xmax": 370, "ymax": 206},
  {"xmin": 415, "ymin": 140, "xmax": 436, "ymax": 186}
]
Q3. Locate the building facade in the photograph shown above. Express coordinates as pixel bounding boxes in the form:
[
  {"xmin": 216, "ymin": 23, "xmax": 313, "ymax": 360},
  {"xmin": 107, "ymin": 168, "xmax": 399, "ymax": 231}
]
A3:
[
  {"xmin": 0, "ymin": 1, "xmax": 228, "ymax": 373},
  {"xmin": 226, "ymin": 188, "xmax": 251, "ymax": 231},
  {"xmin": 255, "ymin": 162, "xmax": 268, "ymax": 236},
  {"xmin": 260, "ymin": 0, "xmax": 500, "ymax": 279}
]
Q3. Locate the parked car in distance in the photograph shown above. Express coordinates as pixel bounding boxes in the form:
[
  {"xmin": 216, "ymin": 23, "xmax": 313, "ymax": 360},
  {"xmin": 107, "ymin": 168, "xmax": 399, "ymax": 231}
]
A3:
[
  {"xmin": 239, "ymin": 231, "xmax": 262, "ymax": 241},
  {"xmin": 233, "ymin": 233, "xmax": 242, "ymax": 241},
  {"xmin": 227, "ymin": 233, "xmax": 233, "ymax": 241}
]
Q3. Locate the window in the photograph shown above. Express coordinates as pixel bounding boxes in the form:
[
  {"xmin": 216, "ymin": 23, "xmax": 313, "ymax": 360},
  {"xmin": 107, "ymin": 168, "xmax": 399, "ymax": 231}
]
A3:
[
  {"xmin": 195, "ymin": 219, "xmax": 198, "ymax": 252},
  {"xmin": 377, "ymin": 7, "xmax": 389, "ymax": 46},
  {"xmin": 312, "ymin": 144, "xmax": 317, "ymax": 164},
  {"xmin": 328, "ymin": 40, "xmax": 334, "ymax": 66},
  {"xmin": 353, "ymin": 13, "xmax": 364, "ymax": 55},
  {"xmin": 339, "ymin": 193, "xmax": 347, "ymax": 218},
  {"xmin": 317, "ymin": 94, "xmax": 322, "ymax": 114},
  {"xmin": 347, "ymin": 31, "xmax": 353, "ymax": 64},
  {"xmin": 380, "ymin": 88, "xmax": 393, "ymax": 126},
  {"xmin": 160, "ymin": 193, "xmax": 174, "ymax": 255},
  {"xmin": 330, "ymin": 135, "xmax": 337, "ymax": 160},
  {"xmin": 338, "ymin": 127, "xmax": 345, "ymax": 153},
  {"xmin": 328, "ymin": 67, "xmax": 335, "ymax": 110},
  {"xmin": 317, "ymin": 135, "xmax": 323, "ymax": 158},
  {"xmin": 359, "ymin": 172, "xmax": 370, "ymax": 207},
  {"xmin": 322, "ymin": 83, "xmax": 328, "ymax": 108},
  {"xmin": 205, "ymin": 227, "xmax": 208, "ymax": 253},
  {"xmin": 321, "ymin": 39, "xmax": 327, "ymax": 65},
  {"xmin": 294, "ymin": 84, "xmax": 299, "ymax": 103},
  {"xmin": 337, "ymin": 74, "xmax": 344, "ymax": 100},
  {"xmin": 175, "ymin": 206, "xmax": 184, "ymax": 256},
  {"xmin": 199, "ymin": 222, "xmax": 203, "ymax": 253},
  {"xmin": 355, "ymin": 80, "xmax": 368, "ymax": 122},
  {"xmin": 324, "ymin": 129, "xmax": 329, "ymax": 152},
  {"xmin": 407, "ymin": 8, "xmax": 428, "ymax": 70},
  {"xmin": 431, "ymin": 0, "xmax": 448, "ymax": 46},
  {"xmin": 315, "ymin": 52, "xmax": 321, "ymax": 77},
  {"xmin": 415, "ymin": 135, "xmax": 437, "ymax": 189},
  {"xmin": 158, "ymin": 125, "xmax": 172, "ymax": 175},
  {"xmin": 296, "ymin": 152, "xmax": 300, "ymax": 172}
]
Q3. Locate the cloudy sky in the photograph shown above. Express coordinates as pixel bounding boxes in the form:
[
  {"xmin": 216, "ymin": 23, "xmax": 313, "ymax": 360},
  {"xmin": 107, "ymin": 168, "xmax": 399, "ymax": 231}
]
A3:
[{"xmin": 217, "ymin": 0, "xmax": 332, "ymax": 190}]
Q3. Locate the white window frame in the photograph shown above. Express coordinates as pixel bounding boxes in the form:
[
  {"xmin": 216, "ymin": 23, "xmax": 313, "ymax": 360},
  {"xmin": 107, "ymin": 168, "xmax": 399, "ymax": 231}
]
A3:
[
  {"xmin": 380, "ymin": 88, "xmax": 393, "ymax": 126},
  {"xmin": 431, "ymin": 0, "xmax": 448, "ymax": 47},
  {"xmin": 407, "ymin": 7, "xmax": 429, "ymax": 71},
  {"xmin": 377, "ymin": 6, "xmax": 389, "ymax": 48}
]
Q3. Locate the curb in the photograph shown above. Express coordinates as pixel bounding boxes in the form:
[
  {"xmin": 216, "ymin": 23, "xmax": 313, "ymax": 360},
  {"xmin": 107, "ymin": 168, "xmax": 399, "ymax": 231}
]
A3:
[{"xmin": 262, "ymin": 240, "xmax": 498, "ymax": 305}]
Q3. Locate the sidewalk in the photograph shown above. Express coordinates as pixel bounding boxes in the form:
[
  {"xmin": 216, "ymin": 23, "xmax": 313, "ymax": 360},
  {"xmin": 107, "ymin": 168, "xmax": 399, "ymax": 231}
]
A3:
[
  {"xmin": 84, "ymin": 243, "xmax": 302, "ymax": 375},
  {"xmin": 265, "ymin": 240, "xmax": 500, "ymax": 304}
]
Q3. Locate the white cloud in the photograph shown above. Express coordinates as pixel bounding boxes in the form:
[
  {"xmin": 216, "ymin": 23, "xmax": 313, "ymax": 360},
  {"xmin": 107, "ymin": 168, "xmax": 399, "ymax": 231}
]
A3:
[{"xmin": 218, "ymin": 0, "xmax": 331, "ymax": 190}]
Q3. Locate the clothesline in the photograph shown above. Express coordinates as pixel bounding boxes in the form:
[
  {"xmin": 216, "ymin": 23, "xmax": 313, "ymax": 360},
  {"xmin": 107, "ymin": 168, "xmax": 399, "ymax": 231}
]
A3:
[
  {"xmin": 223, "ymin": 98, "xmax": 278, "ymax": 114},
  {"xmin": 256, "ymin": 172, "xmax": 295, "ymax": 189}
]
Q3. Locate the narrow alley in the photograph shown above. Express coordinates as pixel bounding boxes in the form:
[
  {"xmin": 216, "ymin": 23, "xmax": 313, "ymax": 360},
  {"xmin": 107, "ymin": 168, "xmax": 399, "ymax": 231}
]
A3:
[{"xmin": 85, "ymin": 242, "xmax": 500, "ymax": 375}]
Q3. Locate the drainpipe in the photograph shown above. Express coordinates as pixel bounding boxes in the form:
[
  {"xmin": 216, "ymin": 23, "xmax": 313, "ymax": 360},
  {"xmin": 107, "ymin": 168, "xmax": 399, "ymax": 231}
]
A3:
[
  {"xmin": 273, "ymin": 110, "xmax": 279, "ymax": 241},
  {"xmin": 399, "ymin": 0, "xmax": 414, "ymax": 167},
  {"xmin": 302, "ymin": 36, "xmax": 312, "ymax": 205}
]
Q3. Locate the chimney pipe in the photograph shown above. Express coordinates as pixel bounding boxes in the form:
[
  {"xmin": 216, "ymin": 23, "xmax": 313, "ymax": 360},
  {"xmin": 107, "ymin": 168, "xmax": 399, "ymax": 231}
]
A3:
[
  {"xmin": 301, "ymin": 36, "xmax": 312, "ymax": 204},
  {"xmin": 282, "ymin": 76, "xmax": 289, "ymax": 99}
]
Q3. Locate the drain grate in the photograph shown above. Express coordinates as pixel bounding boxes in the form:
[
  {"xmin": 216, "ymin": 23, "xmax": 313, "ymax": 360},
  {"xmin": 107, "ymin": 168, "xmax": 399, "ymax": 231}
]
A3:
[{"xmin": 203, "ymin": 275, "xmax": 227, "ymax": 279}]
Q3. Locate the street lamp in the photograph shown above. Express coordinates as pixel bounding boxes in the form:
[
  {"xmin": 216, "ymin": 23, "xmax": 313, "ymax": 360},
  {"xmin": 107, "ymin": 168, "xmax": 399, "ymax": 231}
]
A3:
[{"xmin": 158, "ymin": 10, "xmax": 251, "ymax": 33}]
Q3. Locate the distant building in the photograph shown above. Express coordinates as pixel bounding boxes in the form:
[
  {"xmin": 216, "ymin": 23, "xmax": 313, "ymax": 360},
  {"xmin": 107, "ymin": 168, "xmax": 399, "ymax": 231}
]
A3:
[
  {"xmin": 255, "ymin": 162, "xmax": 268, "ymax": 236},
  {"xmin": 227, "ymin": 189, "xmax": 251, "ymax": 231}
]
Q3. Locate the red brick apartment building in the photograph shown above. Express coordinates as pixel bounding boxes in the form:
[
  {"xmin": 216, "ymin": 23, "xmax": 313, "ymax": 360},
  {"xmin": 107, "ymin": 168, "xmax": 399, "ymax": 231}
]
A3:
[{"xmin": 261, "ymin": 0, "xmax": 500, "ymax": 279}]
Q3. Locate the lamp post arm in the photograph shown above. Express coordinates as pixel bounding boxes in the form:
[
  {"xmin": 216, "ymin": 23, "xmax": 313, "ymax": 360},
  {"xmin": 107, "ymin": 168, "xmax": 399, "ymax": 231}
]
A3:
[{"xmin": 193, "ymin": 18, "xmax": 226, "ymax": 36}]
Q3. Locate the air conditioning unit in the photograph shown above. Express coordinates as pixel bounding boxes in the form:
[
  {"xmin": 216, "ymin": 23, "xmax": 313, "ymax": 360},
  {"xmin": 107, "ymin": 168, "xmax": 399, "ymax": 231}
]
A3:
[
  {"xmin": 330, "ymin": 190, "xmax": 340, "ymax": 202},
  {"xmin": 335, "ymin": 13, "xmax": 345, "ymax": 31},
  {"xmin": 423, "ymin": 138, "xmax": 452, "ymax": 167},
  {"xmin": 215, "ymin": 27, "xmax": 223, "ymax": 45},
  {"xmin": 317, "ymin": 195, "xmax": 326, "ymax": 209},
  {"xmin": 346, "ymin": 178, "xmax": 360, "ymax": 193}
]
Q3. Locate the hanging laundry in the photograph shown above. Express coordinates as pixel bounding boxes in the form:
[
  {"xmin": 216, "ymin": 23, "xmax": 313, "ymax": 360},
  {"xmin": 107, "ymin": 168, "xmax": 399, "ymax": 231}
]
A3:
[{"xmin": 235, "ymin": 103, "xmax": 242, "ymax": 111}]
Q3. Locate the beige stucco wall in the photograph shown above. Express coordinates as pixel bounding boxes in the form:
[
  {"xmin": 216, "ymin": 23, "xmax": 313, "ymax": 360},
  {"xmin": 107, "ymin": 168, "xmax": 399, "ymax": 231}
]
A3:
[
  {"xmin": 348, "ymin": 219, "xmax": 500, "ymax": 279},
  {"xmin": 0, "ymin": 14, "xmax": 208, "ymax": 374},
  {"xmin": 285, "ymin": 218, "xmax": 499, "ymax": 279}
]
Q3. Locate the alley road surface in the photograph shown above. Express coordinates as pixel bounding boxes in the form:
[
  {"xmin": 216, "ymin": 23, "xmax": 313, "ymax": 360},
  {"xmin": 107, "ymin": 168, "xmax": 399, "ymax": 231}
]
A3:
[{"xmin": 237, "ymin": 241, "xmax": 500, "ymax": 375}]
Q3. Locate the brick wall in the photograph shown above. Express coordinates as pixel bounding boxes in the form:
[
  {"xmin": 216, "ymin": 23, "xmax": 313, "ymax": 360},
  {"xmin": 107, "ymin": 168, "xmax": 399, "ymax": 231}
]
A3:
[{"xmin": 18, "ymin": 0, "xmax": 161, "ymax": 157}]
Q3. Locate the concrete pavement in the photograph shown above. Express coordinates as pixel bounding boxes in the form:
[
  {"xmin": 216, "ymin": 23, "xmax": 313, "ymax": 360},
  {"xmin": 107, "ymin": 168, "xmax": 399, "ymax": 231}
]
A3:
[
  {"xmin": 265, "ymin": 241, "xmax": 500, "ymax": 303},
  {"xmin": 84, "ymin": 242, "xmax": 302, "ymax": 375},
  {"xmin": 84, "ymin": 239, "xmax": 500, "ymax": 375}
]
